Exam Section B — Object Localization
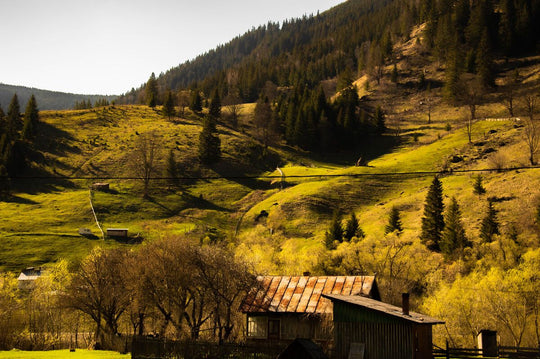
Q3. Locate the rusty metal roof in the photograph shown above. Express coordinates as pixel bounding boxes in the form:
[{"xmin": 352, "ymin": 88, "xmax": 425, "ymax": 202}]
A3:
[
  {"xmin": 323, "ymin": 294, "xmax": 445, "ymax": 324},
  {"xmin": 240, "ymin": 276, "xmax": 378, "ymax": 314}
]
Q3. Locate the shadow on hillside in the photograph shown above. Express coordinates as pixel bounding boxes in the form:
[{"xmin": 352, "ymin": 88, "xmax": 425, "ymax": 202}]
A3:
[
  {"xmin": 0, "ymin": 194, "xmax": 38, "ymax": 205},
  {"xmin": 145, "ymin": 191, "xmax": 233, "ymax": 216},
  {"xmin": 35, "ymin": 122, "xmax": 80, "ymax": 157},
  {"xmin": 211, "ymin": 161, "xmax": 273, "ymax": 191},
  {"xmin": 308, "ymin": 135, "xmax": 402, "ymax": 167}
]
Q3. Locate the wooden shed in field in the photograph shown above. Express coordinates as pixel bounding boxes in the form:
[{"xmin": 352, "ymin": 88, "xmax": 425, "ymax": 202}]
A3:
[
  {"xmin": 240, "ymin": 275, "xmax": 380, "ymax": 346},
  {"xmin": 323, "ymin": 293, "xmax": 444, "ymax": 359},
  {"xmin": 17, "ymin": 267, "xmax": 44, "ymax": 290},
  {"xmin": 106, "ymin": 228, "xmax": 128, "ymax": 238}
]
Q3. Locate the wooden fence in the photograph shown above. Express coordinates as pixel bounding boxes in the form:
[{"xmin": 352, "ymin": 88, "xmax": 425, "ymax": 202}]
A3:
[
  {"xmin": 131, "ymin": 337, "xmax": 284, "ymax": 359},
  {"xmin": 433, "ymin": 344, "xmax": 540, "ymax": 359}
]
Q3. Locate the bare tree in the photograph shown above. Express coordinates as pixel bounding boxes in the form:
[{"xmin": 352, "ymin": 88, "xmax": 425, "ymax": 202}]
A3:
[
  {"xmin": 133, "ymin": 132, "xmax": 159, "ymax": 198},
  {"xmin": 177, "ymin": 90, "xmax": 190, "ymax": 118},
  {"xmin": 64, "ymin": 248, "xmax": 130, "ymax": 348},
  {"xmin": 503, "ymin": 70, "xmax": 520, "ymax": 117},
  {"xmin": 223, "ymin": 89, "xmax": 241, "ymax": 129},
  {"xmin": 192, "ymin": 245, "xmax": 257, "ymax": 343},
  {"xmin": 523, "ymin": 95, "xmax": 539, "ymax": 165},
  {"xmin": 457, "ymin": 75, "xmax": 484, "ymax": 143}
]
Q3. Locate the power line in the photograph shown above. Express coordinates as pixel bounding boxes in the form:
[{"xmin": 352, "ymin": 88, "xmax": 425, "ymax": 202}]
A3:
[{"xmin": 1, "ymin": 165, "xmax": 539, "ymax": 181}]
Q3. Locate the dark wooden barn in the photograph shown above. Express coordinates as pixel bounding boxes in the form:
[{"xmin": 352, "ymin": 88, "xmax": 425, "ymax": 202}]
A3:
[
  {"xmin": 240, "ymin": 275, "xmax": 380, "ymax": 347},
  {"xmin": 323, "ymin": 294, "xmax": 444, "ymax": 359}
]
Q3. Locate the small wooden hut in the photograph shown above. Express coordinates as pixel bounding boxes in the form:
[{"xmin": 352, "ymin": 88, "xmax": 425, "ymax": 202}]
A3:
[
  {"xmin": 323, "ymin": 293, "xmax": 444, "ymax": 359},
  {"xmin": 240, "ymin": 275, "xmax": 380, "ymax": 346}
]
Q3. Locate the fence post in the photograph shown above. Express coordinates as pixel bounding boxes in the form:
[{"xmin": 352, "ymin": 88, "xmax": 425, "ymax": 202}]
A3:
[{"xmin": 445, "ymin": 339, "xmax": 450, "ymax": 359}]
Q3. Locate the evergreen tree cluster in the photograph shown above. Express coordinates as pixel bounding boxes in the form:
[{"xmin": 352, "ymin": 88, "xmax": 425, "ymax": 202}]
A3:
[
  {"xmin": 73, "ymin": 98, "xmax": 110, "ymax": 110},
  {"xmin": 427, "ymin": 0, "xmax": 540, "ymax": 96},
  {"xmin": 0, "ymin": 94, "xmax": 39, "ymax": 195},
  {"xmin": 274, "ymin": 85, "xmax": 385, "ymax": 151},
  {"xmin": 325, "ymin": 211, "xmax": 365, "ymax": 249}
]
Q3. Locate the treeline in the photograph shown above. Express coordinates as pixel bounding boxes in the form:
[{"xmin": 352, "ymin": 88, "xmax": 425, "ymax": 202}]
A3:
[
  {"xmin": 0, "ymin": 94, "xmax": 39, "ymax": 196},
  {"xmin": 73, "ymin": 98, "xmax": 111, "ymax": 110},
  {"xmin": 0, "ymin": 238, "xmax": 256, "ymax": 351},
  {"xmin": 119, "ymin": 0, "xmax": 539, "ymax": 106}
]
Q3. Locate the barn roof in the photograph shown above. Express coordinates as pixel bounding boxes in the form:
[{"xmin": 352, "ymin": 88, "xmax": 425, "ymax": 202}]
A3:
[
  {"xmin": 323, "ymin": 294, "xmax": 444, "ymax": 324},
  {"xmin": 17, "ymin": 267, "xmax": 43, "ymax": 281},
  {"xmin": 240, "ymin": 275, "xmax": 379, "ymax": 314}
]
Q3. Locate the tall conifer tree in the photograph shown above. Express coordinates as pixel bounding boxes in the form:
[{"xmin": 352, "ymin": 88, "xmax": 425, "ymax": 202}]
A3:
[
  {"xmin": 145, "ymin": 73, "xmax": 158, "ymax": 108},
  {"xmin": 162, "ymin": 91, "xmax": 176, "ymax": 120},
  {"xmin": 7, "ymin": 94, "xmax": 21, "ymax": 139},
  {"xmin": 421, "ymin": 177, "xmax": 445, "ymax": 251},
  {"xmin": 22, "ymin": 95, "xmax": 39, "ymax": 140},
  {"xmin": 480, "ymin": 200, "xmax": 500, "ymax": 242},
  {"xmin": 440, "ymin": 197, "xmax": 470, "ymax": 259},
  {"xmin": 198, "ymin": 116, "xmax": 221, "ymax": 165}
]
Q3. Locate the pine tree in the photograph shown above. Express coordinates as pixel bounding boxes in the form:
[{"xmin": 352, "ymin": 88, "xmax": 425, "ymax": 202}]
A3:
[
  {"xmin": 190, "ymin": 91, "xmax": 203, "ymax": 112},
  {"xmin": 476, "ymin": 29, "xmax": 494, "ymax": 88},
  {"xmin": 162, "ymin": 91, "xmax": 176, "ymax": 120},
  {"xmin": 421, "ymin": 177, "xmax": 445, "ymax": 251},
  {"xmin": 22, "ymin": 95, "xmax": 39, "ymax": 140},
  {"xmin": 480, "ymin": 199, "xmax": 500, "ymax": 242},
  {"xmin": 145, "ymin": 73, "xmax": 158, "ymax": 108},
  {"xmin": 209, "ymin": 89, "xmax": 221, "ymax": 119},
  {"xmin": 325, "ymin": 210, "xmax": 343, "ymax": 249},
  {"xmin": 440, "ymin": 197, "xmax": 469, "ymax": 259},
  {"xmin": 385, "ymin": 206, "xmax": 403, "ymax": 235},
  {"xmin": 391, "ymin": 63, "xmax": 398, "ymax": 83},
  {"xmin": 198, "ymin": 116, "xmax": 221, "ymax": 165},
  {"xmin": 344, "ymin": 212, "xmax": 364, "ymax": 241},
  {"xmin": 374, "ymin": 105, "xmax": 386, "ymax": 135},
  {"xmin": 473, "ymin": 174, "xmax": 486, "ymax": 195},
  {"xmin": 7, "ymin": 94, "xmax": 21, "ymax": 139}
]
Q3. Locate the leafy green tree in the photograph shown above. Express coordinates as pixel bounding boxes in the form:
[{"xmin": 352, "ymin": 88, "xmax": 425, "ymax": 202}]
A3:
[
  {"xmin": 22, "ymin": 95, "xmax": 39, "ymax": 140},
  {"xmin": 325, "ymin": 210, "xmax": 343, "ymax": 249},
  {"xmin": 480, "ymin": 199, "xmax": 500, "ymax": 242},
  {"xmin": 385, "ymin": 206, "xmax": 403, "ymax": 235},
  {"xmin": 473, "ymin": 174, "xmax": 486, "ymax": 195},
  {"xmin": 421, "ymin": 177, "xmax": 445, "ymax": 251},
  {"xmin": 209, "ymin": 89, "xmax": 221, "ymax": 119},
  {"xmin": 198, "ymin": 116, "xmax": 221, "ymax": 165},
  {"xmin": 145, "ymin": 72, "xmax": 158, "ymax": 108},
  {"xmin": 344, "ymin": 212, "xmax": 364, "ymax": 241},
  {"xmin": 162, "ymin": 91, "xmax": 176, "ymax": 120},
  {"xmin": 440, "ymin": 197, "xmax": 470, "ymax": 259}
]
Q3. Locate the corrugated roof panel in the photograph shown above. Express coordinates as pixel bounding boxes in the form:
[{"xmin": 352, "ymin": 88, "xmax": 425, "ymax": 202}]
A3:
[
  {"xmin": 279, "ymin": 276, "xmax": 300, "ymax": 312},
  {"xmin": 343, "ymin": 276, "xmax": 356, "ymax": 295},
  {"xmin": 332, "ymin": 276, "xmax": 346, "ymax": 294},
  {"xmin": 241, "ymin": 275, "xmax": 377, "ymax": 314},
  {"xmin": 286, "ymin": 276, "xmax": 308, "ymax": 312},
  {"xmin": 262, "ymin": 276, "xmax": 283, "ymax": 311},
  {"xmin": 315, "ymin": 277, "xmax": 337, "ymax": 313},
  {"xmin": 296, "ymin": 277, "xmax": 318, "ymax": 312},
  {"xmin": 306, "ymin": 277, "xmax": 327, "ymax": 313},
  {"xmin": 269, "ymin": 276, "xmax": 291, "ymax": 312}
]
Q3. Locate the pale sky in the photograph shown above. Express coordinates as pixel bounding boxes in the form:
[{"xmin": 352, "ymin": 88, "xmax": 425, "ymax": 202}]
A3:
[{"xmin": 0, "ymin": 0, "xmax": 344, "ymax": 95}]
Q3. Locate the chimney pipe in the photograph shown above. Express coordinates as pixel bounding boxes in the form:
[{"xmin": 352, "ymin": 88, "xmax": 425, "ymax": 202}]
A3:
[{"xmin": 402, "ymin": 293, "xmax": 410, "ymax": 316}]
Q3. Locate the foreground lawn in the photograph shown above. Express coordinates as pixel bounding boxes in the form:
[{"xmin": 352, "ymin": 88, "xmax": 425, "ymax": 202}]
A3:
[{"xmin": 0, "ymin": 349, "xmax": 129, "ymax": 359}]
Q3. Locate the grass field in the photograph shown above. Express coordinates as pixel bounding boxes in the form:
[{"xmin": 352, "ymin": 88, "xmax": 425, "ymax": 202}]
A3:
[{"xmin": 0, "ymin": 349, "xmax": 129, "ymax": 359}]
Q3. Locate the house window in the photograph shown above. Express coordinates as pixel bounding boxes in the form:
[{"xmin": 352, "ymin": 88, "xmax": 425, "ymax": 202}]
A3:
[
  {"xmin": 268, "ymin": 319, "xmax": 280, "ymax": 340},
  {"xmin": 247, "ymin": 316, "xmax": 267, "ymax": 338}
]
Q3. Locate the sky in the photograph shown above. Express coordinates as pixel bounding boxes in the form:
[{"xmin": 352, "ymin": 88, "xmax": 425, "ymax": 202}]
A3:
[{"xmin": 0, "ymin": 0, "xmax": 345, "ymax": 95}]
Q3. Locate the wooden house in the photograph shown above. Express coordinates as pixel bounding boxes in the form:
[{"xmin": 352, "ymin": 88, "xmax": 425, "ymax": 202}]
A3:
[
  {"xmin": 323, "ymin": 293, "xmax": 444, "ymax": 359},
  {"xmin": 240, "ymin": 275, "xmax": 380, "ymax": 346},
  {"xmin": 17, "ymin": 267, "xmax": 44, "ymax": 290},
  {"xmin": 106, "ymin": 228, "xmax": 128, "ymax": 238}
]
